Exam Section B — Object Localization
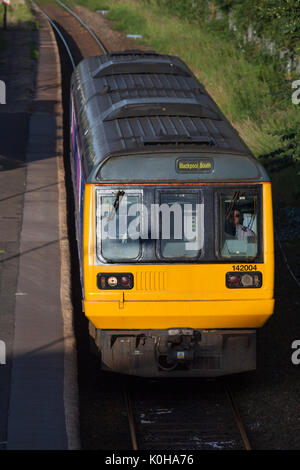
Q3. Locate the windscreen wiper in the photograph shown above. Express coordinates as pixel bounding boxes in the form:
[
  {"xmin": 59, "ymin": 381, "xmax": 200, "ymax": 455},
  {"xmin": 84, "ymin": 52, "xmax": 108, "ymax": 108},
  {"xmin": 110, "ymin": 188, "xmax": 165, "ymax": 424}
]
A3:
[
  {"xmin": 225, "ymin": 190, "xmax": 240, "ymax": 220},
  {"xmin": 107, "ymin": 190, "xmax": 125, "ymax": 221}
]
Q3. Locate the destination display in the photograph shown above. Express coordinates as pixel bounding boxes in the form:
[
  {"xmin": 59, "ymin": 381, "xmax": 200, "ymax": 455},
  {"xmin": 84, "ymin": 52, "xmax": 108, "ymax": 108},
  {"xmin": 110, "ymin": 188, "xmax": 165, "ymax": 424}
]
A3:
[{"xmin": 176, "ymin": 158, "xmax": 213, "ymax": 173}]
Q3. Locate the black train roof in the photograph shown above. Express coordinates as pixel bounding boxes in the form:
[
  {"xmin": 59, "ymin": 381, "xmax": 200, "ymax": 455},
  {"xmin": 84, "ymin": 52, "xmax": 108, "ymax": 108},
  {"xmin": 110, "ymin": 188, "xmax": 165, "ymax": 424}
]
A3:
[{"xmin": 71, "ymin": 50, "xmax": 269, "ymax": 183}]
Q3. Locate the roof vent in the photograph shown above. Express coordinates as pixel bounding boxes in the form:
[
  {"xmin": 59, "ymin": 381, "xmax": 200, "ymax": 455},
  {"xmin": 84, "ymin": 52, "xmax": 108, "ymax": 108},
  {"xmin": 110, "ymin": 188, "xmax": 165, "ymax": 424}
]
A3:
[
  {"xmin": 143, "ymin": 135, "xmax": 216, "ymax": 146},
  {"xmin": 92, "ymin": 59, "xmax": 190, "ymax": 78},
  {"xmin": 110, "ymin": 49, "xmax": 159, "ymax": 57},
  {"xmin": 102, "ymin": 98, "xmax": 221, "ymax": 121}
]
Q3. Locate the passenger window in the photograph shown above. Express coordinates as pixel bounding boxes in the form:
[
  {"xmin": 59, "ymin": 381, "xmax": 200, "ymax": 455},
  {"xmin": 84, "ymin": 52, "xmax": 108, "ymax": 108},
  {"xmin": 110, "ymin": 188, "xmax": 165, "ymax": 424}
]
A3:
[{"xmin": 220, "ymin": 192, "xmax": 258, "ymax": 258}]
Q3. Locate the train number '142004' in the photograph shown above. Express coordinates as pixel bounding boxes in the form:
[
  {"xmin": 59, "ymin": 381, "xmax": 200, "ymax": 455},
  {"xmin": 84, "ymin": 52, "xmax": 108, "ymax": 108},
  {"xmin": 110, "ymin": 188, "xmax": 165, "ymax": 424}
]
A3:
[{"xmin": 232, "ymin": 265, "xmax": 257, "ymax": 272}]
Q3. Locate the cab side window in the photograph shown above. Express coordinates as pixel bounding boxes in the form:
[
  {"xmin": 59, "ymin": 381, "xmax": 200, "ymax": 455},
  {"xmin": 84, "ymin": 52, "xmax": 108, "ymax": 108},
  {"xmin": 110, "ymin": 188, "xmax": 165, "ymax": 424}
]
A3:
[{"xmin": 220, "ymin": 192, "xmax": 258, "ymax": 258}]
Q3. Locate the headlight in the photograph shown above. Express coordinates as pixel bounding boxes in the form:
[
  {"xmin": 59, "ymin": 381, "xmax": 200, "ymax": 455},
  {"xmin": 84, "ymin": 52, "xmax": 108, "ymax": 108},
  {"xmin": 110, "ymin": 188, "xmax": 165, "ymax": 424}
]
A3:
[
  {"xmin": 226, "ymin": 272, "xmax": 262, "ymax": 288},
  {"xmin": 97, "ymin": 273, "xmax": 134, "ymax": 290}
]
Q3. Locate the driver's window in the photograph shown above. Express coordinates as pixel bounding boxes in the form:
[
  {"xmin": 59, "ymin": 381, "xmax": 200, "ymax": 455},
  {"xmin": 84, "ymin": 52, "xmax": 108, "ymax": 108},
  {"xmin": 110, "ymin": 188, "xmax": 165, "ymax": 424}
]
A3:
[{"xmin": 220, "ymin": 192, "xmax": 257, "ymax": 258}]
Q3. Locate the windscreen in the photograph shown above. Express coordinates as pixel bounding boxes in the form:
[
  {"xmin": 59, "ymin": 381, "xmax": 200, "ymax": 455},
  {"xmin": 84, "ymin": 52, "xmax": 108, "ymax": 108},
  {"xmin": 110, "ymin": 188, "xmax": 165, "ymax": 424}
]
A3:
[
  {"xmin": 96, "ymin": 189, "xmax": 204, "ymax": 262},
  {"xmin": 96, "ymin": 192, "xmax": 142, "ymax": 261},
  {"xmin": 158, "ymin": 192, "xmax": 203, "ymax": 259},
  {"xmin": 95, "ymin": 187, "xmax": 259, "ymax": 263}
]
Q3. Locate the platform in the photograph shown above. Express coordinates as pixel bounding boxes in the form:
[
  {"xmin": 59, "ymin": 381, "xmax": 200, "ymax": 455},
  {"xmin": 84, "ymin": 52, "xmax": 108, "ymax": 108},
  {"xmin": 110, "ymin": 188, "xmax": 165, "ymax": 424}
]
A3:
[{"xmin": 0, "ymin": 7, "xmax": 79, "ymax": 450}]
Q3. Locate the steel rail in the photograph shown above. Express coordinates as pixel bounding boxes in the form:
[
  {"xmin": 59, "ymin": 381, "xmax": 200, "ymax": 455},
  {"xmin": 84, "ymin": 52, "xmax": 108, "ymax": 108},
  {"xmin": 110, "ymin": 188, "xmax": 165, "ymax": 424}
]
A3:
[
  {"xmin": 30, "ymin": 0, "xmax": 76, "ymax": 70},
  {"xmin": 125, "ymin": 382, "xmax": 252, "ymax": 451},
  {"xmin": 224, "ymin": 382, "xmax": 252, "ymax": 450},
  {"xmin": 55, "ymin": 0, "xmax": 108, "ymax": 54},
  {"xmin": 276, "ymin": 232, "xmax": 300, "ymax": 289},
  {"xmin": 124, "ymin": 387, "xmax": 139, "ymax": 450}
]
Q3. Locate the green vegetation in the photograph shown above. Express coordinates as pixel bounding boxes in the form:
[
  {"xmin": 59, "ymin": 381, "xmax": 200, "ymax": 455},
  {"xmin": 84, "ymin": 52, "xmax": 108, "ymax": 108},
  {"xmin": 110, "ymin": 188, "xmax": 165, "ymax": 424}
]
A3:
[
  {"xmin": 72, "ymin": 0, "xmax": 110, "ymax": 10},
  {"xmin": 0, "ymin": 0, "xmax": 38, "ymax": 30},
  {"xmin": 29, "ymin": 40, "xmax": 39, "ymax": 59},
  {"xmin": 215, "ymin": 0, "xmax": 300, "ymax": 57},
  {"xmin": 140, "ymin": 1, "xmax": 300, "ymax": 59},
  {"xmin": 68, "ymin": 0, "xmax": 300, "ymax": 200}
]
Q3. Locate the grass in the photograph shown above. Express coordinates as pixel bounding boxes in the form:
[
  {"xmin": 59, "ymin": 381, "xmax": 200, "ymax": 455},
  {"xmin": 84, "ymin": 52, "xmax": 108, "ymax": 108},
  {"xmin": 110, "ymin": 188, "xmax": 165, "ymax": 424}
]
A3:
[
  {"xmin": 67, "ymin": 0, "xmax": 300, "ymax": 202},
  {"xmin": 29, "ymin": 40, "xmax": 39, "ymax": 59},
  {"xmin": 71, "ymin": 0, "xmax": 110, "ymax": 10},
  {"xmin": 0, "ymin": 0, "xmax": 38, "ymax": 30}
]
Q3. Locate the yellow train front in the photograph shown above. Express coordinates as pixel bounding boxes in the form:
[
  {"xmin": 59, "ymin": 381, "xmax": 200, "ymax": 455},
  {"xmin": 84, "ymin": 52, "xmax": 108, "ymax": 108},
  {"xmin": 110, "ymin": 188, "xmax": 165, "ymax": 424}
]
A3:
[{"xmin": 70, "ymin": 50, "xmax": 274, "ymax": 377}]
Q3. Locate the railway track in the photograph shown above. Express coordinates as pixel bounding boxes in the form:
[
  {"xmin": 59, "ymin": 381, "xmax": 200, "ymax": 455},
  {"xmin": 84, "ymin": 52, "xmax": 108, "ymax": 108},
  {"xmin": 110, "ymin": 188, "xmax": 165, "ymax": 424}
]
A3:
[
  {"xmin": 55, "ymin": 0, "xmax": 108, "ymax": 54},
  {"xmin": 124, "ymin": 379, "xmax": 252, "ymax": 450},
  {"xmin": 31, "ymin": 0, "xmax": 108, "ymax": 67}
]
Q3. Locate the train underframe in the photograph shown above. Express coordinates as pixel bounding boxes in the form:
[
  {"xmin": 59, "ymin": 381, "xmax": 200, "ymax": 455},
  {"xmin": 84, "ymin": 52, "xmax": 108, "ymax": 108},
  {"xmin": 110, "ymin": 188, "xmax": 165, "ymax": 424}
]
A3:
[{"xmin": 89, "ymin": 324, "xmax": 256, "ymax": 377}]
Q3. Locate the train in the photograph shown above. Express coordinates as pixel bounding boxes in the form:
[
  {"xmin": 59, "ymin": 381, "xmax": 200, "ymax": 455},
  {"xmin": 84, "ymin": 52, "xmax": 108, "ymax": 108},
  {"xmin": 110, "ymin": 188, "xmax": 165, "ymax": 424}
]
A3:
[{"xmin": 69, "ymin": 50, "xmax": 274, "ymax": 377}]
